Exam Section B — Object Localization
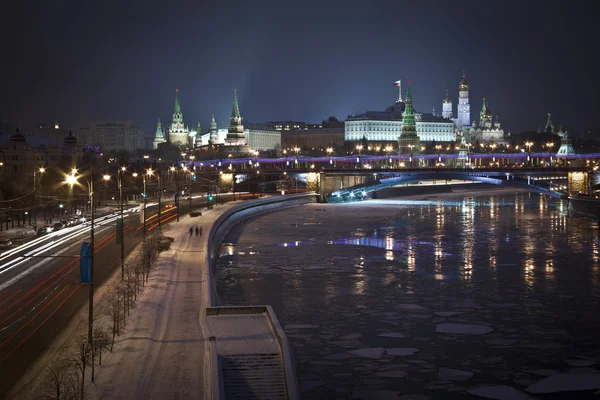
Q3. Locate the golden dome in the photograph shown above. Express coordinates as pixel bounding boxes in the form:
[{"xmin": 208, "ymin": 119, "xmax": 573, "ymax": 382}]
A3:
[{"xmin": 459, "ymin": 75, "xmax": 469, "ymax": 90}]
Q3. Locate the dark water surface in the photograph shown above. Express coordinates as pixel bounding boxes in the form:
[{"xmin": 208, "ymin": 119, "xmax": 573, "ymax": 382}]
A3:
[{"xmin": 215, "ymin": 191, "xmax": 600, "ymax": 399}]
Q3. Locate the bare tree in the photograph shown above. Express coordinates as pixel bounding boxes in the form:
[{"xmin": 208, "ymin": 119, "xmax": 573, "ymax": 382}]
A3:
[
  {"xmin": 105, "ymin": 287, "xmax": 121, "ymax": 351},
  {"xmin": 92, "ymin": 325, "xmax": 111, "ymax": 367},
  {"xmin": 41, "ymin": 356, "xmax": 74, "ymax": 400},
  {"xmin": 72, "ymin": 335, "xmax": 91, "ymax": 399}
]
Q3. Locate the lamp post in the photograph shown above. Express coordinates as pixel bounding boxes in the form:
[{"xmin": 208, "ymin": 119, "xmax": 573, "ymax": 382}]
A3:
[
  {"xmin": 384, "ymin": 146, "xmax": 393, "ymax": 168},
  {"xmin": 408, "ymin": 144, "xmax": 414, "ymax": 167},
  {"xmin": 170, "ymin": 166, "xmax": 180, "ymax": 222},
  {"xmin": 33, "ymin": 167, "xmax": 45, "ymax": 228},
  {"xmin": 435, "ymin": 144, "xmax": 442, "ymax": 164},
  {"xmin": 326, "ymin": 147, "xmax": 333, "ymax": 165},
  {"xmin": 490, "ymin": 143, "xmax": 497, "ymax": 164},
  {"xmin": 546, "ymin": 142, "xmax": 555, "ymax": 165},
  {"xmin": 355, "ymin": 144, "xmax": 363, "ymax": 165},
  {"xmin": 66, "ymin": 169, "xmax": 95, "ymax": 344},
  {"xmin": 525, "ymin": 141, "xmax": 534, "ymax": 166},
  {"xmin": 103, "ymin": 166, "xmax": 127, "ymax": 280},
  {"xmin": 143, "ymin": 169, "xmax": 153, "ymax": 241}
]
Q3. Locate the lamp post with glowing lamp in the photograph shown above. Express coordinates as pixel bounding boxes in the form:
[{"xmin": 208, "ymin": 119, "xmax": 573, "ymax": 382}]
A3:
[
  {"xmin": 490, "ymin": 143, "xmax": 497, "ymax": 164},
  {"xmin": 435, "ymin": 144, "xmax": 442, "ymax": 164},
  {"xmin": 525, "ymin": 141, "xmax": 534, "ymax": 166},
  {"xmin": 355, "ymin": 144, "xmax": 363, "ymax": 165},
  {"xmin": 384, "ymin": 146, "xmax": 393, "ymax": 167},
  {"xmin": 65, "ymin": 169, "xmax": 95, "ymax": 344},
  {"xmin": 545, "ymin": 142, "xmax": 555, "ymax": 165},
  {"xmin": 33, "ymin": 167, "xmax": 45, "ymax": 227},
  {"xmin": 326, "ymin": 147, "xmax": 333, "ymax": 165}
]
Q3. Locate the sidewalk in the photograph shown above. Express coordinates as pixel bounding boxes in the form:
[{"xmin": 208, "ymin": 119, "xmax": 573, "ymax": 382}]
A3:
[{"xmin": 90, "ymin": 203, "xmax": 236, "ymax": 400}]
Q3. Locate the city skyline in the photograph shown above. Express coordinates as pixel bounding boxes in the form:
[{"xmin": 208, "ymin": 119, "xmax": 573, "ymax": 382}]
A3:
[{"xmin": 1, "ymin": 0, "xmax": 596, "ymax": 135}]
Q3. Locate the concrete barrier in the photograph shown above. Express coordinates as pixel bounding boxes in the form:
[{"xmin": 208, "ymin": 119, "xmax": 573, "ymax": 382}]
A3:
[
  {"xmin": 205, "ymin": 193, "xmax": 319, "ymax": 306},
  {"xmin": 202, "ymin": 193, "xmax": 317, "ymax": 399},
  {"xmin": 568, "ymin": 196, "xmax": 600, "ymax": 219}
]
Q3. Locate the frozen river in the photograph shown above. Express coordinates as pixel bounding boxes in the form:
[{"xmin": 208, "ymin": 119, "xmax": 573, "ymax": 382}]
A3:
[{"xmin": 215, "ymin": 189, "xmax": 600, "ymax": 399}]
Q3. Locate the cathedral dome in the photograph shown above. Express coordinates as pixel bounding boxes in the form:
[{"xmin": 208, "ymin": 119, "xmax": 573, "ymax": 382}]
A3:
[
  {"xmin": 459, "ymin": 76, "xmax": 469, "ymax": 90},
  {"xmin": 10, "ymin": 127, "xmax": 26, "ymax": 143},
  {"xmin": 64, "ymin": 130, "xmax": 78, "ymax": 146},
  {"xmin": 385, "ymin": 101, "xmax": 405, "ymax": 116}
]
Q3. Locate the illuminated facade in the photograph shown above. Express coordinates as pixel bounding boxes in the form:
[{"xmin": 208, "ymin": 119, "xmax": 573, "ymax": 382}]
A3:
[
  {"xmin": 345, "ymin": 81, "xmax": 455, "ymax": 143},
  {"xmin": 464, "ymin": 98, "xmax": 506, "ymax": 144},
  {"xmin": 153, "ymin": 118, "xmax": 165, "ymax": 149},
  {"xmin": 78, "ymin": 120, "xmax": 143, "ymax": 151},
  {"xmin": 167, "ymin": 89, "xmax": 191, "ymax": 147}
]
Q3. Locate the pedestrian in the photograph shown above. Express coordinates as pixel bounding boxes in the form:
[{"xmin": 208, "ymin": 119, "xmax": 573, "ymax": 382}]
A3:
[
  {"xmin": 200, "ymin": 227, "xmax": 203, "ymax": 236},
  {"xmin": 195, "ymin": 226, "xmax": 199, "ymax": 236}
]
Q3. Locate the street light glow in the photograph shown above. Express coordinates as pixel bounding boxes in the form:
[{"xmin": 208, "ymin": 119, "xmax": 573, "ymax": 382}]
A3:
[
  {"xmin": 103, "ymin": 174, "xmax": 111, "ymax": 181},
  {"xmin": 65, "ymin": 174, "xmax": 78, "ymax": 185}
]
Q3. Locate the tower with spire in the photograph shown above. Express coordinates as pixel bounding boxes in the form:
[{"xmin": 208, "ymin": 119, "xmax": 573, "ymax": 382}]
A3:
[
  {"xmin": 153, "ymin": 118, "xmax": 166, "ymax": 149},
  {"xmin": 168, "ymin": 88, "xmax": 190, "ymax": 147},
  {"xmin": 209, "ymin": 114, "xmax": 218, "ymax": 144},
  {"xmin": 397, "ymin": 80, "xmax": 420, "ymax": 156},
  {"xmin": 225, "ymin": 89, "xmax": 246, "ymax": 146},
  {"xmin": 457, "ymin": 72, "xmax": 471, "ymax": 129},
  {"xmin": 544, "ymin": 112, "xmax": 555, "ymax": 134},
  {"xmin": 479, "ymin": 98, "xmax": 493, "ymax": 129},
  {"xmin": 442, "ymin": 89, "xmax": 453, "ymax": 119}
]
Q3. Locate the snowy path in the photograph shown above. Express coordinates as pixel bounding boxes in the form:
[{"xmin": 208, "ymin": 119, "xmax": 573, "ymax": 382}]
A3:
[{"xmin": 91, "ymin": 218, "xmax": 207, "ymax": 399}]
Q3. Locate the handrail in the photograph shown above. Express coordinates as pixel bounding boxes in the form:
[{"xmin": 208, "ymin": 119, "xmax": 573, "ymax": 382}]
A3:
[{"xmin": 207, "ymin": 336, "xmax": 224, "ymax": 400}]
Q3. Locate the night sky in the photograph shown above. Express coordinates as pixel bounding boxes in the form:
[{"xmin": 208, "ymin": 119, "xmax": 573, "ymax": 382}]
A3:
[{"xmin": 1, "ymin": 0, "xmax": 597, "ymax": 136}]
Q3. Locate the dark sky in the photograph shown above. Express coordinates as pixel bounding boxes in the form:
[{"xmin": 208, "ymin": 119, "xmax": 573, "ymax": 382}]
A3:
[{"xmin": 1, "ymin": 0, "xmax": 597, "ymax": 136}]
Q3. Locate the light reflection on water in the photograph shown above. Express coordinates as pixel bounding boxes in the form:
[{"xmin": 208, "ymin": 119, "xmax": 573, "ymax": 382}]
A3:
[{"xmin": 216, "ymin": 192, "xmax": 600, "ymax": 397}]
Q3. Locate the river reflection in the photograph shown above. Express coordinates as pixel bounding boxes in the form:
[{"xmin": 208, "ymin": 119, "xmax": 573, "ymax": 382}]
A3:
[{"xmin": 216, "ymin": 191, "xmax": 600, "ymax": 399}]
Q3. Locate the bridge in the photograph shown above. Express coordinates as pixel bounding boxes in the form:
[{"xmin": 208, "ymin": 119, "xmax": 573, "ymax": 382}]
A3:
[{"xmin": 317, "ymin": 166, "xmax": 596, "ymax": 202}]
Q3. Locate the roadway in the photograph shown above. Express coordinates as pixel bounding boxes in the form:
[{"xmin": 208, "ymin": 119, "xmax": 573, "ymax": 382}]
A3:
[{"xmin": 0, "ymin": 192, "xmax": 250, "ymax": 398}]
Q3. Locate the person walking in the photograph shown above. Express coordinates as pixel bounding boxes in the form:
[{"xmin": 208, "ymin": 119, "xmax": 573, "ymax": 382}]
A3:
[
  {"xmin": 200, "ymin": 227, "xmax": 203, "ymax": 236},
  {"xmin": 195, "ymin": 226, "xmax": 199, "ymax": 236}
]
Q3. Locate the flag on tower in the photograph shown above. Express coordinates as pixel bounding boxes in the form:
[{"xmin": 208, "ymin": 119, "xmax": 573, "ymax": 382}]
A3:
[{"xmin": 394, "ymin": 80, "xmax": 401, "ymax": 86}]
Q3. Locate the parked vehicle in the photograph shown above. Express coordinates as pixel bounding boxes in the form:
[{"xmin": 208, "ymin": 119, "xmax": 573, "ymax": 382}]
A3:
[
  {"xmin": 53, "ymin": 222, "xmax": 64, "ymax": 230},
  {"xmin": 36, "ymin": 226, "xmax": 54, "ymax": 236},
  {"xmin": 0, "ymin": 239, "xmax": 13, "ymax": 249}
]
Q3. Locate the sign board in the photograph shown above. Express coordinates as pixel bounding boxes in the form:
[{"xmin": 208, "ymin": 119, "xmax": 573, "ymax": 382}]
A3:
[{"xmin": 80, "ymin": 242, "xmax": 91, "ymax": 283}]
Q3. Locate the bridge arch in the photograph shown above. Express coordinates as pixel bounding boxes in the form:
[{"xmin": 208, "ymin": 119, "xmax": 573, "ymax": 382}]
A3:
[{"xmin": 322, "ymin": 171, "xmax": 567, "ymax": 202}]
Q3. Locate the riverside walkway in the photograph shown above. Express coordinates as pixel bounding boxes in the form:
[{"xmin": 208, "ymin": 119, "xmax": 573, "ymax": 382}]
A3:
[{"xmin": 57, "ymin": 196, "xmax": 306, "ymax": 400}]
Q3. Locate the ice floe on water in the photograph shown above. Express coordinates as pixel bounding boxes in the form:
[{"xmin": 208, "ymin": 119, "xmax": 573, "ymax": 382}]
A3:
[
  {"xmin": 469, "ymin": 385, "xmax": 537, "ymax": 399},
  {"xmin": 525, "ymin": 372, "xmax": 600, "ymax": 393},
  {"xmin": 396, "ymin": 304, "xmax": 429, "ymax": 312},
  {"xmin": 348, "ymin": 347, "xmax": 419, "ymax": 358},
  {"xmin": 433, "ymin": 311, "xmax": 464, "ymax": 317},
  {"xmin": 436, "ymin": 323, "xmax": 493, "ymax": 335},
  {"xmin": 438, "ymin": 367, "xmax": 474, "ymax": 381},
  {"xmin": 377, "ymin": 332, "xmax": 407, "ymax": 338},
  {"xmin": 284, "ymin": 323, "xmax": 319, "ymax": 329},
  {"xmin": 348, "ymin": 347, "xmax": 385, "ymax": 359},
  {"xmin": 386, "ymin": 348, "xmax": 419, "ymax": 356}
]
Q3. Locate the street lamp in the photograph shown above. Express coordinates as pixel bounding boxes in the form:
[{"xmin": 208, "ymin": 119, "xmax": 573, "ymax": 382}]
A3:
[
  {"xmin": 326, "ymin": 147, "xmax": 333, "ymax": 165},
  {"xmin": 525, "ymin": 141, "xmax": 534, "ymax": 165},
  {"xmin": 435, "ymin": 144, "xmax": 442, "ymax": 163},
  {"xmin": 33, "ymin": 167, "xmax": 45, "ymax": 228},
  {"xmin": 143, "ymin": 169, "xmax": 154, "ymax": 241},
  {"xmin": 490, "ymin": 143, "xmax": 497, "ymax": 163},
  {"xmin": 407, "ymin": 144, "xmax": 414, "ymax": 166},
  {"xmin": 546, "ymin": 142, "xmax": 555, "ymax": 165},
  {"xmin": 355, "ymin": 145, "xmax": 363, "ymax": 164},
  {"xmin": 384, "ymin": 146, "xmax": 393, "ymax": 167},
  {"xmin": 65, "ymin": 170, "xmax": 96, "ymax": 344}
]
